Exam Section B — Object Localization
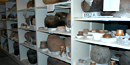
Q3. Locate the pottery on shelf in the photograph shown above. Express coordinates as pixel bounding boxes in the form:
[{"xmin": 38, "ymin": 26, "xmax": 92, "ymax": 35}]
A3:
[
  {"xmin": 88, "ymin": 0, "xmax": 103, "ymax": 12},
  {"xmin": 45, "ymin": 15, "xmax": 60, "ymax": 28},
  {"xmin": 81, "ymin": 0, "xmax": 90, "ymax": 12},
  {"xmin": 31, "ymin": 32, "xmax": 36, "ymax": 45},
  {"xmin": 13, "ymin": 42, "xmax": 19, "ymax": 56},
  {"xmin": 116, "ymin": 30, "xmax": 124, "ymax": 36},
  {"xmin": 42, "ymin": 0, "xmax": 59, "ymax": 4},
  {"xmin": 27, "ymin": 49, "xmax": 37, "ymax": 64},
  {"xmin": 27, "ymin": 0, "xmax": 34, "ymax": 8},
  {"xmin": 119, "ymin": 51, "xmax": 130, "ymax": 65},
  {"xmin": 91, "ymin": 46, "xmax": 111, "ymax": 64},
  {"xmin": 113, "ymin": 0, "xmax": 130, "ymax": 18},
  {"xmin": 25, "ymin": 32, "xmax": 32, "ymax": 43},
  {"xmin": 66, "ymin": 13, "xmax": 71, "ymax": 28},
  {"xmin": 40, "ymin": 41, "xmax": 47, "ymax": 49},
  {"xmin": 47, "ymin": 34, "xmax": 65, "ymax": 52}
]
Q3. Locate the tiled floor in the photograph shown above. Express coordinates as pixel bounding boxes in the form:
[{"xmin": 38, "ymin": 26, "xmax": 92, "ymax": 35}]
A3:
[{"xmin": 0, "ymin": 50, "xmax": 19, "ymax": 65}]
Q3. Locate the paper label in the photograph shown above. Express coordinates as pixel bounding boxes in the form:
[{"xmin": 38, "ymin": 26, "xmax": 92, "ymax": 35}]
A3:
[
  {"xmin": 47, "ymin": 5, "xmax": 55, "ymax": 12},
  {"xmin": 103, "ymin": 0, "xmax": 120, "ymax": 11}
]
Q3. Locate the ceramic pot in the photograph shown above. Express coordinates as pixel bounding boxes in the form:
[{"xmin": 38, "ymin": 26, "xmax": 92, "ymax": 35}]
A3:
[
  {"xmin": 48, "ymin": 57, "xmax": 70, "ymax": 65},
  {"xmin": 45, "ymin": 15, "xmax": 59, "ymax": 28},
  {"xmin": 11, "ymin": 24, "xmax": 17, "ymax": 29},
  {"xmin": 9, "ymin": 32, "xmax": 16, "ymax": 38},
  {"xmin": 13, "ymin": 42, "xmax": 19, "ymax": 56},
  {"xmin": 27, "ymin": 49, "xmax": 37, "ymax": 64},
  {"xmin": 116, "ymin": 30, "xmax": 124, "ymax": 36},
  {"xmin": 66, "ymin": 14, "xmax": 71, "ymax": 28},
  {"xmin": 8, "ymin": 14, "xmax": 15, "ymax": 19},
  {"xmin": 25, "ymin": 32, "xmax": 32, "ymax": 43},
  {"xmin": 27, "ymin": 0, "xmax": 34, "ymax": 8},
  {"xmin": 81, "ymin": 0, "xmax": 90, "ymax": 12},
  {"xmin": 47, "ymin": 34, "xmax": 65, "ymax": 52},
  {"xmin": 40, "ymin": 41, "xmax": 47, "ymax": 49},
  {"xmin": 113, "ymin": 0, "xmax": 130, "ymax": 18},
  {"xmin": 42, "ymin": 0, "xmax": 59, "ymax": 4},
  {"xmin": 31, "ymin": 15, "xmax": 35, "ymax": 25},
  {"xmin": 88, "ymin": 0, "xmax": 103, "ymax": 12},
  {"xmin": 91, "ymin": 46, "xmax": 111, "ymax": 64}
]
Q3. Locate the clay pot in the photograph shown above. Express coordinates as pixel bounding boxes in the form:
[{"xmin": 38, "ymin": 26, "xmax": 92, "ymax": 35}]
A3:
[
  {"xmin": 81, "ymin": 0, "xmax": 90, "ymax": 12},
  {"xmin": 45, "ymin": 15, "xmax": 59, "ymax": 28},
  {"xmin": 26, "ymin": 16, "xmax": 33, "ymax": 26},
  {"xmin": 8, "ymin": 14, "xmax": 15, "ymax": 19},
  {"xmin": 42, "ymin": 0, "xmax": 59, "ymax": 4},
  {"xmin": 83, "ymin": 29, "xmax": 89, "ymax": 34},
  {"xmin": 47, "ymin": 34, "xmax": 65, "ymax": 52},
  {"xmin": 91, "ymin": 46, "xmax": 111, "ymax": 64},
  {"xmin": 59, "ymin": 0, "xmax": 68, "ymax": 2},
  {"xmin": 27, "ymin": 49, "xmax": 37, "ymax": 64},
  {"xmin": 27, "ymin": 0, "xmax": 34, "ymax": 8},
  {"xmin": 48, "ymin": 57, "xmax": 70, "ymax": 65},
  {"xmin": 11, "ymin": 24, "xmax": 17, "ymax": 29},
  {"xmin": 9, "ymin": 32, "xmax": 16, "ymax": 38},
  {"xmin": 25, "ymin": 32, "xmax": 32, "ymax": 43},
  {"xmin": 88, "ymin": 0, "xmax": 103, "ymax": 12},
  {"xmin": 13, "ymin": 42, "xmax": 19, "ymax": 56},
  {"xmin": 116, "ymin": 30, "xmax": 124, "ymax": 36},
  {"xmin": 31, "ymin": 15, "xmax": 35, "ymax": 25},
  {"xmin": 40, "ymin": 41, "xmax": 47, "ymax": 49},
  {"xmin": 66, "ymin": 14, "xmax": 71, "ymax": 28},
  {"xmin": 55, "ymin": 12, "xmax": 68, "ymax": 17}
]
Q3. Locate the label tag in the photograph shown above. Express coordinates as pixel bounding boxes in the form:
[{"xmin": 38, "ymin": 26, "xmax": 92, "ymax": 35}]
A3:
[
  {"xmin": 103, "ymin": 0, "xmax": 120, "ymax": 11},
  {"xmin": 47, "ymin": 5, "xmax": 55, "ymax": 12}
]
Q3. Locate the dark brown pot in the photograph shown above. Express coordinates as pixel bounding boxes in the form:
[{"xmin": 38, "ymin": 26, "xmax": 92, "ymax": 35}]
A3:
[
  {"xmin": 88, "ymin": 0, "xmax": 103, "ymax": 12},
  {"xmin": 42, "ymin": 0, "xmax": 59, "ymax": 4},
  {"xmin": 25, "ymin": 32, "xmax": 32, "ymax": 43},
  {"xmin": 45, "ymin": 15, "xmax": 59, "ymax": 28},
  {"xmin": 47, "ymin": 34, "xmax": 65, "ymax": 52},
  {"xmin": 66, "ymin": 14, "xmax": 71, "ymax": 28},
  {"xmin": 40, "ymin": 41, "xmax": 47, "ymax": 49},
  {"xmin": 27, "ymin": 49, "xmax": 37, "ymax": 64},
  {"xmin": 13, "ymin": 42, "xmax": 19, "ymax": 56},
  {"xmin": 31, "ymin": 32, "xmax": 36, "ymax": 45},
  {"xmin": 48, "ymin": 57, "xmax": 70, "ymax": 65},
  {"xmin": 81, "ymin": 0, "xmax": 90, "ymax": 12}
]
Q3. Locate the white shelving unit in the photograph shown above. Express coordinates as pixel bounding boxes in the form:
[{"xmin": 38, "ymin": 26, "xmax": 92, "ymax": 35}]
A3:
[{"xmin": 0, "ymin": 0, "xmax": 130, "ymax": 65}]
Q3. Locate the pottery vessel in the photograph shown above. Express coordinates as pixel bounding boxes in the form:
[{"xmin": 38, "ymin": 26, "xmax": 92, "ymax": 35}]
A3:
[
  {"xmin": 47, "ymin": 34, "xmax": 65, "ymax": 52},
  {"xmin": 45, "ymin": 15, "xmax": 59, "ymax": 28},
  {"xmin": 42, "ymin": 0, "xmax": 59, "ymax": 4},
  {"xmin": 40, "ymin": 41, "xmax": 47, "ymax": 49},
  {"xmin": 27, "ymin": 0, "xmax": 34, "ymax": 8},
  {"xmin": 31, "ymin": 32, "xmax": 36, "ymax": 45},
  {"xmin": 119, "ymin": 52, "xmax": 130, "ymax": 65},
  {"xmin": 66, "ymin": 13, "xmax": 71, "ymax": 28},
  {"xmin": 81, "ymin": 0, "xmax": 90, "ymax": 12},
  {"xmin": 13, "ymin": 42, "xmax": 19, "ymax": 56},
  {"xmin": 91, "ymin": 46, "xmax": 111, "ymax": 64},
  {"xmin": 116, "ymin": 30, "xmax": 124, "ymax": 36},
  {"xmin": 25, "ymin": 32, "xmax": 32, "ymax": 43},
  {"xmin": 27, "ymin": 49, "xmax": 37, "ymax": 64}
]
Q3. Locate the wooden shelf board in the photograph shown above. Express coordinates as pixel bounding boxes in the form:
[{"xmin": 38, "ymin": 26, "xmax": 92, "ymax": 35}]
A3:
[
  {"xmin": 36, "ymin": 1, "xmax": 71, "ymax": 9},
  {"xmin": 8, "ymin": 28, "xmax": 18, "ymax": 32},
  {"xmin": 74, "ymin": 17, "xmax": 130, "ymax": 21},
  {"xmin": 20, "ymin": 43, "xmax": 37, "ymax": 50},
  {"xmin": 19, "ymin": 27, "xmax": 36, "ymax": 31},
  {"xmin": 38, "ymin": 49, "xmax": 71, "ymax": 64},
  {"xmin": 37, "ymin": 29, "xmax": 71, "ymax": 36}
]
